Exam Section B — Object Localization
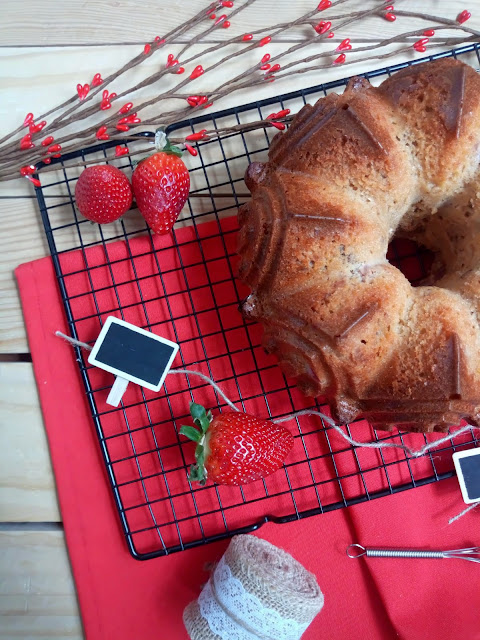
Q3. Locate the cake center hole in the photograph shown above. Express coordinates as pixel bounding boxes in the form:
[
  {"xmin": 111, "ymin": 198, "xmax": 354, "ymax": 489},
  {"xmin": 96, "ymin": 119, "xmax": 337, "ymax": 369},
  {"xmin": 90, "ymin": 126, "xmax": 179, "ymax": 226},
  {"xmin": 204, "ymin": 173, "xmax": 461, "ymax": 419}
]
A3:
[{"xmin": 387, "ymin": 237, "xmax": 436, "ymax": 286}]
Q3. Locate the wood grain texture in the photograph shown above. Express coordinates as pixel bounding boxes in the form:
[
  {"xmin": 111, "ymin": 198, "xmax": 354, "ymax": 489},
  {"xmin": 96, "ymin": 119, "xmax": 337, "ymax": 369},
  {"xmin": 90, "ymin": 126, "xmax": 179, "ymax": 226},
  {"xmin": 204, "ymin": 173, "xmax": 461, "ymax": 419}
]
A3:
[
  {"xmin": 0, "ymin": 198, "xmax": 50, "ymax": 353},
  {"xmin": 0, "ymin": 530, "xmax": 82, "ymax": 639},
  {"xmin": 0, "ymin": 363, "xmax": 60, "ymax": 521},
  {"xmin": 0, "ymin": 0, "xmax": 477, "ymax": 45}
]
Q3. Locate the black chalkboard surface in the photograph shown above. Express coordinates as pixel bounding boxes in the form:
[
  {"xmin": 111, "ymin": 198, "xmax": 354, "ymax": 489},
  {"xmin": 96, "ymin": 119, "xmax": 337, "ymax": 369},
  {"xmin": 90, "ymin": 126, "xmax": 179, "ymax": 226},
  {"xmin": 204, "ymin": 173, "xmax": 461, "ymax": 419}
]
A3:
[
  {"xmin": 88, "ymin": 316, "xmax": 179, "ymax": 392},
  {"xmin": 453, "ymin": 449, "xmax": 480, "ymax": 504}
]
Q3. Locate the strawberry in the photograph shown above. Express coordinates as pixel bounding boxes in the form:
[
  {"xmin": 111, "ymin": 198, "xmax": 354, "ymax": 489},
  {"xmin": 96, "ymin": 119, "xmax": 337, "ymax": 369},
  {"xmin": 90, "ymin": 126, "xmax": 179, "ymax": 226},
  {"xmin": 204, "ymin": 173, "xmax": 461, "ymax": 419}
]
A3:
[
  {"xmin": 131, "ymin": 151, "xmax": 190, "ymax": 235},
  {"xmin": 180, "ymin": 403, "xmax": 294, "ymax": 485},
  {"xmin": 75, "ymin": 165, "xmax": 133, "ymax": 223}
]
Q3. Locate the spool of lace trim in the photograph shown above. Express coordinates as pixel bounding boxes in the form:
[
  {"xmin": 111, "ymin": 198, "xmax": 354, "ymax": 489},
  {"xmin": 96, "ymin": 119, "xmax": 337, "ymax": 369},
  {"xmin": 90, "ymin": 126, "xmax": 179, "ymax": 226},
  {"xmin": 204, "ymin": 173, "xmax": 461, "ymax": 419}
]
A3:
[{"xmin": 183, "ymin": 535, "xmax": 324, "ymax": 640}]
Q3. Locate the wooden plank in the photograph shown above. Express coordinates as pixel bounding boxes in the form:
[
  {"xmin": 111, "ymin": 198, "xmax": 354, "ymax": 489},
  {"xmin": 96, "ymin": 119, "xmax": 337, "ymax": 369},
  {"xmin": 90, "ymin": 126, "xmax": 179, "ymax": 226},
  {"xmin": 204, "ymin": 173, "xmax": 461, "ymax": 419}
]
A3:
[
  {"xmin": 0, "ymin": 0, "xmax": 477, "ymax": 45},
  {"xmin": 0, "ymin": 198, "xmax": 50, "ymax": 353},
  {"xmin": 0, "ymin": 363, "xmax": 60, "ymax": 522},
  {"xmin": 0, "ymin": 530, "xmax": 82, "ymax": 639}
]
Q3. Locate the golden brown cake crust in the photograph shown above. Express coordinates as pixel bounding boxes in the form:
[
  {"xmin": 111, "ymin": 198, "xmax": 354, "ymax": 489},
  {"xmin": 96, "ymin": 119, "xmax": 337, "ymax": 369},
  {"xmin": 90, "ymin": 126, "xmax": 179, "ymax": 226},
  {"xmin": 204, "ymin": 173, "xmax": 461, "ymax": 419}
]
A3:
[{"xmin": 237, "ymin": 58, "xmax": 480, "ymax": 433}]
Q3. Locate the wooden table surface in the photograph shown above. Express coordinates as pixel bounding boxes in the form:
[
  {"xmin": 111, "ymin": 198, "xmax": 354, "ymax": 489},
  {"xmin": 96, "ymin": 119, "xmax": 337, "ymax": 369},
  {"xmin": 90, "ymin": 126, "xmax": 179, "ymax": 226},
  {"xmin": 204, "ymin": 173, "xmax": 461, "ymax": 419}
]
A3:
[{"xmin": 0, "ymin": 2, "xmax": 477, "ymax": 637}]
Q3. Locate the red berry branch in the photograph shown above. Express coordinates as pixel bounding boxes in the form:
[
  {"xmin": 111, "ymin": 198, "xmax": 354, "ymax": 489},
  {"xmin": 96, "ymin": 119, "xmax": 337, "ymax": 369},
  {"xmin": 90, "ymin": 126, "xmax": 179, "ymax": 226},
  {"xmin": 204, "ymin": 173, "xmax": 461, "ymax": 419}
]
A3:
[{"xmin": 0, "ymin": 0, "xmax": 478, "ymax": 184}]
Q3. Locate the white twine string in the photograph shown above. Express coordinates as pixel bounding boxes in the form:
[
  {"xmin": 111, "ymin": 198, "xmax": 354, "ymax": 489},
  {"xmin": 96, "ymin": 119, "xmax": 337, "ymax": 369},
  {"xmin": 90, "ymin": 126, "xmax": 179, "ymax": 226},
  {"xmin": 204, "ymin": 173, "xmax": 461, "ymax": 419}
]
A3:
[
  {"xmin": 274, "ymin": 409, "xmax": 474, "ymax": 459},
  {"xmin": 169, "ymin": 368, "xmax": 240, "ymax": 412},
  {"xmin": 448, "ymin": 501, "xmax": 480, "ymax": 525},
  {"xmin": 56, "ymin": 332, "xmax": 93, "ymax": 351},
  {"xmin": 55, "ymin": 332, "xmax": 240, "ymax": 411},
  {"xmin": 54, "ymin": 330, "xmax": 475, "ymax": 457},
  {"xmin": 56, "ymin": 330, "xmax": 479, "ymax": 523}
]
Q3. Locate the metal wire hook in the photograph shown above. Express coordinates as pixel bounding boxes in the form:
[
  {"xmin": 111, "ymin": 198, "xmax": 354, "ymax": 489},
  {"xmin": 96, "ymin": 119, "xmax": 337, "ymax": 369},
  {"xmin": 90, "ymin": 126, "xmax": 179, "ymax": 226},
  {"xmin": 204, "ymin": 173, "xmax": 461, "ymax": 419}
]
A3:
[{"xmin": 346, "ymin": 544, "xmax": 367, "ymax": 558}]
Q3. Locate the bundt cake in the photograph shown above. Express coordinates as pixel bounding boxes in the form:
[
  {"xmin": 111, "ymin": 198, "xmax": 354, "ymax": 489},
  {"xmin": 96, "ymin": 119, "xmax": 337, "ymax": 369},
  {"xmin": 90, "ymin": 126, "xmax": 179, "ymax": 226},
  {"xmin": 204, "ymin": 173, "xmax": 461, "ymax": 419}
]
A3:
[{"xmin": 237, "ymin": 58, "xmax": 480, "ymax": 433}]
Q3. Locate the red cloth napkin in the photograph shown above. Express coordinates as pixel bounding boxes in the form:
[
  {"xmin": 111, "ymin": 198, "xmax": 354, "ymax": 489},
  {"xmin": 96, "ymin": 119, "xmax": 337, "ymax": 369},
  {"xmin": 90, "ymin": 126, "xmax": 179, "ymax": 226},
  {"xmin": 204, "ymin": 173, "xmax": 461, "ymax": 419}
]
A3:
[{"xmin": 16, "ymin": 226, "xmax": 480, "ymax": 640}]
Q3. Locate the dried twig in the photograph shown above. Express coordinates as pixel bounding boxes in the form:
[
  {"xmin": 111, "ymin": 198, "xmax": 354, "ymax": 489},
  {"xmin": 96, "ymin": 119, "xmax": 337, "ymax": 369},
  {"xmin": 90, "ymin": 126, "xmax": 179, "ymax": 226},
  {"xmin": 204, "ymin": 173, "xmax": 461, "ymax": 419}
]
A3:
[{"xmin": 1, "ymin": 0, "xmax": 478, "ymax": 183}]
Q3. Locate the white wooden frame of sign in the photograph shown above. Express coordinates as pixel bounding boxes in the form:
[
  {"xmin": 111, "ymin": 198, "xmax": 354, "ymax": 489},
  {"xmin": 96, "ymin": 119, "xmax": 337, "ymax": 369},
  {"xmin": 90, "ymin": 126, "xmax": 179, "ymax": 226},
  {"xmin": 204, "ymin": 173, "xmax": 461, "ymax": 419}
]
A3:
[{"xmin": 88, "ymin": 316, "xmax": 179, "ymax": 406}]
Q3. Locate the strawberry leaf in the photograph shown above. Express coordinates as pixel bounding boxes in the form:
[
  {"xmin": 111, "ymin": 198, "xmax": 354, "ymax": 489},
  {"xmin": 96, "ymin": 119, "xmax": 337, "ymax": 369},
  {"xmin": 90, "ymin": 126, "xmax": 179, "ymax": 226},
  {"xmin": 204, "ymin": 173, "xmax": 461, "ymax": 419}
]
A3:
[
  {"xmin": 190, "ymin": 402, "xmax": 207, "ymax": 420},
  {"xmin": 184, "ymin": 403, "xmax": 212, "ymax": 484},
  {"xmin": 187, "ymin": 463, "xmax": 206, "ymax": 485},
  {"xmin": 179, "ymin": 425, "xmax": 202, "ymax": 443},
  {"xmin": 190, "ymin": 402, "xmax": 211, "ymax": 433},
  {"xmin": 162, "ymin": 139, "xmax": 184, "ymax": 158},
  {"xmin": 194, "ymin": 444, "xmax": 205, "ymax": 465}
]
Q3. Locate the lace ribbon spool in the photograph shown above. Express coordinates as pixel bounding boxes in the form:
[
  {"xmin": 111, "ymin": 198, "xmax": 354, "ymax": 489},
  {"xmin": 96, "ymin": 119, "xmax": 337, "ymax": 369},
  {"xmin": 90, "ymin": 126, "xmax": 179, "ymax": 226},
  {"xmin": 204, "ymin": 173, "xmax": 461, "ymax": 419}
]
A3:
[{"xmin": 183, "ymin": 535, "xmax": 324, "ymax": 640}]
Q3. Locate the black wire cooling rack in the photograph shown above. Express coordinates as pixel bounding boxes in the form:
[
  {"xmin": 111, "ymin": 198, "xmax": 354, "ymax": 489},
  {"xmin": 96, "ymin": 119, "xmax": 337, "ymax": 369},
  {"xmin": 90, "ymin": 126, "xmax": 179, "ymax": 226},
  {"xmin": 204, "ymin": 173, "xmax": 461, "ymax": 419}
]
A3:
[{"xmin": 34, "ymin": 44, "xmax": 480, "ymax": 560}]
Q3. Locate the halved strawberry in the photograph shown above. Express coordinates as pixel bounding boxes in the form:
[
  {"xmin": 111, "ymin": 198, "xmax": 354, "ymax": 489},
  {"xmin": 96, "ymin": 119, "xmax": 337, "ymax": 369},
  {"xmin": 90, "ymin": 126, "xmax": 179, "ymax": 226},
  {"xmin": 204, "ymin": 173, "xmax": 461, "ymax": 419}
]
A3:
[{"xmin": 180, "ymin": 403, "xmax": 294, "ymax": 485}]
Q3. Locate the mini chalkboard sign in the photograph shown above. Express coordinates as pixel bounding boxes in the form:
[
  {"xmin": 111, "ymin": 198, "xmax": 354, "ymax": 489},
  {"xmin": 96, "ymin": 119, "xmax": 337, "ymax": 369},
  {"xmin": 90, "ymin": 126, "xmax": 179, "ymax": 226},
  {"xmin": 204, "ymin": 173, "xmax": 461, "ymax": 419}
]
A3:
[
  {"xmin": 88, "ymin": 316, "xmax": 179, "ymax": 407},
  {"xmin": 453, "ymin": 448, "xmax": 480, "ymax": 504}
]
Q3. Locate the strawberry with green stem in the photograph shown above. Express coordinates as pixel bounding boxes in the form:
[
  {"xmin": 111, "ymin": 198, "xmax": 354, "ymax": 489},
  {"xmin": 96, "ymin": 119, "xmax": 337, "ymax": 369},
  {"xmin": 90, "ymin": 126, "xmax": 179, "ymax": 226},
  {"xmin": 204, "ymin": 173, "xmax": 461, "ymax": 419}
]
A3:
[
  {"xmin": 180, "ymin": 403, "xmax": 294, "ymax": 486},
  {"xmin": 132, "ymin": 139, "xmax": 190, "ymax": 235}
]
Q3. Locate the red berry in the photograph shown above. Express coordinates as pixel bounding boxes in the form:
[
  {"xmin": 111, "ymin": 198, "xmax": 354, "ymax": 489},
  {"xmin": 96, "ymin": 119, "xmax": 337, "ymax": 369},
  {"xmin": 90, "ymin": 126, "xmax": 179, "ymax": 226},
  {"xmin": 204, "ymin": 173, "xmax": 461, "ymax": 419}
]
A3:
[
  {"xmin": 20, "ymin": 133, "xmax": 34, "ymax": 150},
  {"xmin": 457, "ymin": 9, "xmax": 471, "ymax": 24},
  {"xmin": 413, "ymin": 38, "xmax": 429, "ymax": 52},
  {"xmin": 23, "ymin": 113, "xmax": 34, "ymax": 127},
  {"xmin": 75, "ymin": 165, "xmax": 133, "ymax": 223},
  {"xmin": 180, "ymin": 404, "xmax": 294, "ymax": 486},
  {"xmin": 132, "ymin": 152, "xmax": 190, "ymax": 235},
  {"xmin": 336, "ymin": 38, "xmax": 352, "ymax": 52},
  {"xmin": 185, "ymin": 143, "xmax": 198, "ymax": 156},
  {"xmin": 26, "ymin": 176, "xmax": 41, "ymax": 187},
  {"xmin": 259, "ymin": 36, "xmax": 272, "ymax": 46},
  {"xmin": 20, "ymin": 165, "xmax": 36, "ymax": 176},
  {"xmin": 185, "ymin": 129, "xmax": 207, "ymax": 141},
  {"xmin": 314, "ymin": 21, "xmax": 331, "ymax": 34}
]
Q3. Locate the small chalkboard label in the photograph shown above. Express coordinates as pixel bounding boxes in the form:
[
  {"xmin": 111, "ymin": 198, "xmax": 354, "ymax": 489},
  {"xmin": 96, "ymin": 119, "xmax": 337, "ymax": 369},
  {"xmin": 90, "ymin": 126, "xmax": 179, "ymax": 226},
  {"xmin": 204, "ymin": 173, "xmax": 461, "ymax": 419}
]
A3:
[
  {"xmin": 453, "ymin": 448, "xmax": 480, "ymax": 504},
  {"xmin": 88, "ymin": 317, "xmax": 179, "ymax": 406}
]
